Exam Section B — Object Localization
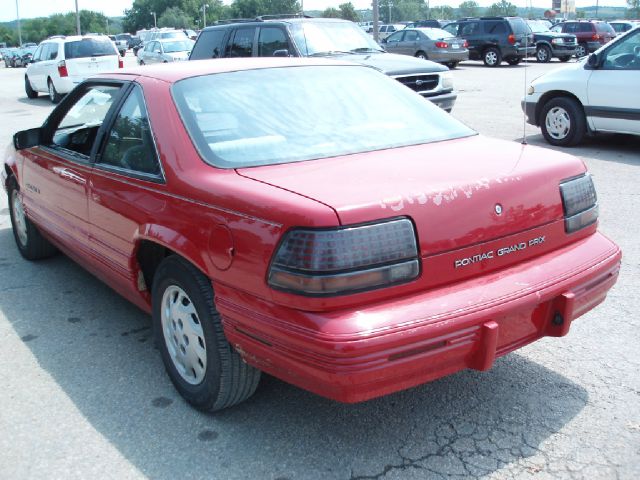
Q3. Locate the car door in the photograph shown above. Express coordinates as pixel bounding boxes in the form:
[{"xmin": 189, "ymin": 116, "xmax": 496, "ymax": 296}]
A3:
[
  {"xmin": 20, "ymin": 82, "xmax": 126, "ymax": 256},
  {"xmin": 88, "ymin": 84, "xmax": 165, "ymax": 291},
  {"xmin": 27, "ymin": 44, "xmax": 45, "ymax": 90},
  {"xmin": 225, "ymin": 27, "xmax": 257, "ymax": 57},
  {"xmin": 397, "ymin": 30, "xmax": 421, "ymax": 56},
  {"xmin": 33, "ymin": 43, "xmax": 59, "ymax": 91},
  {"xmin": 384, "ymin": 31, "xmax": 405, "ymax": 54},
  {"xmin": 587, "ymin": 28, "xmax": 640, "ymax": 135}
]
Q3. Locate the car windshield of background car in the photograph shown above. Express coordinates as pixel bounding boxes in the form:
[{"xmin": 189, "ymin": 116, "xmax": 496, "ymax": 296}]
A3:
[
  {"xmin": 163, "ymin": 40, "xmax": 192, "ymax": 53},
  {"xmin": 64, "ymin": 39, "xmax": 116, "ymax": 58},
  {"xmin": 508, "ymin": 18, "xmax": 531, "ymax": 35},
  {"xmin": 527, "ymin": 21, "xmax": 548, "ymax": 33},
  {"xmin": 172, "ymin": 65, "xmax": 475, "ymax": 168},
  {"xmin": 291, "ymin": 22, "xmax": 383, "ymax": 55},
  {"xmin": 422, "ymin": 28, "xmax": 454, "ymax": 40}
]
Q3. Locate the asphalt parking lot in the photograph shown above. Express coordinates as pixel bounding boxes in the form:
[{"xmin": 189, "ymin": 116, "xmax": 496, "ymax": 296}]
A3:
[{"xmin": 0, "ymin": 55, "xmax": 638, "ymax": 480}]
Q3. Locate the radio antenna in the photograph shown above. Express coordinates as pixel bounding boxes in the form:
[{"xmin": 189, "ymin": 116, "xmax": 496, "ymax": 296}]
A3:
[{"xmin": 521, "ymin": 24, "xmax": 529, "ymax": 145}]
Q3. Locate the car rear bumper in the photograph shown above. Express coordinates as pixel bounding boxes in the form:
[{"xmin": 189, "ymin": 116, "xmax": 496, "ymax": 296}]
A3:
[
  {"xmin": 429, "ymin": 51, "xmax": 469, "ymax": 63},
  {"xmin": 504, "ymin": 45, "xmax": 537, "ymax": 58},
  {"xmin": 217, "ymin": 232, "xmax": 621, "ymax": 403}
]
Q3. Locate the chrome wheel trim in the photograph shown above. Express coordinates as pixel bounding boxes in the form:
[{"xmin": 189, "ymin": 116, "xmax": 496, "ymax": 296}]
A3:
[
  {"xmin": 48, "ymin": 82, "xmax": 55, "ymax": 101},
  {"xmin": 485, "ymin": 51, "xmax": 498, "ymax": 65},
  {"xmin": 11, "ymin": 189, "xmax": 28, "ymax": 247},
  {"xmin": 545, "ymin": 106, "xmax": 571, "ymax": 140},
  {"xmin": 576, "ymin": 45, "xmax": 586, "ymax": 57},
  {"xmin": 537, "ymin": 48, "xmax": 549, "ymax": 62},
  {"xmin": 161, "ymin": 285, "xmax": 207, "ymax": 385}
]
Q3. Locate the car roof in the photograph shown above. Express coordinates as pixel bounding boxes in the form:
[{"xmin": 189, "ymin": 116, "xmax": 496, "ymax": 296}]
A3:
[
  {"xmin": 103, "ymin": 57, "xmax": 358, "ymax": 84},
  {"xmin": 202, "ymin": 17, "xmax": 352, "ymax": 30}
]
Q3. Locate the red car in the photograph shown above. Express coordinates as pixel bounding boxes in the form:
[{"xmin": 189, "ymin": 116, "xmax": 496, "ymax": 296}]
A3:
[{"xmin": 3, "ymin": 58, "xmax": 621, "ymax": 411}]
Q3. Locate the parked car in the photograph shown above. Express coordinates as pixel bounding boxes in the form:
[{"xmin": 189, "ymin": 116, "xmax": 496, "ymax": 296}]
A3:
[
  {"xmin": 550, "ymin": 20, "xmax": 616, "ymax": 58},
  {"xmin": 526, "ymin": 19, "xmax": 577, "ymax": 63},
  {"xmin": 609, "ymin": 21, "xmax": 638, "ymax": 34},
  {"xmin": 405, "ymin": 20, "xmax": 444, "ymax": 29},
  {"xmin": 4, "ymin": 58, "xmax": 620, "ymax": 411},
  {"xmin": 115, "ymin": 33, "xmax": 134, "ymax": 48},
  {"xmin": 190, "ymin": 18, "xmax": 457, "ymax": 112},
  {"xmin": 443, "ymin": 16, "xmax": 535, "ymax": 67},
  {"xmin": 13, "ymin": 47, "xmax": 37, "ymax": 67},
  {"xmin": 378, "ymin": 24, "xmax": 406, "ymax": 40},
  {"xmin": 25, "ymin": 35, "xmax": 122, "ymax": 103},
  {"xmin": 3, "ymin": 48, "xmax": 20, "ymax": 67},
  {"xmin": 522, "ymin": 26, "xmax": 640, "ymax": 146},
  {"xmin": 137, "ymin": 38, "xmax": 194, "ymax": 64},
  {"xmin": 382, "ymin": 27, "xmax": 469, "ymax": 68},
  {"xmin": 108, "ymin": 35, "xmax": 127, "ymax": 56}
]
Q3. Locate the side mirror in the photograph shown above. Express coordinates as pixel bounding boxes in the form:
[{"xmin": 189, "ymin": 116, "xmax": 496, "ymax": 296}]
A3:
[
  {"xmin": 587, "ymin": 53, "xmax": 600, "ymax": 68},
  {"xmin": 13, "ymin": 127, "xmax": 41, "ymax": 150},
  {"xmin": 381, "ymin": 38, "xmax": 387, "ymax": 44},
  {"xmin": 273, "ymin": 49, "xmax": 290, "ymax": 57}
]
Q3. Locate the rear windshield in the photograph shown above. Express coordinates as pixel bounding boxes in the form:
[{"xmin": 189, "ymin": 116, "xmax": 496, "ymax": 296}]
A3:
[
  {"xmin": 172, "ymin": 65, "xmax": 475, "ymax": 168},
  {"xmin": 596, "ymin": 22, "xmax": 615, "ymax": 34},
  {"xmin": 508, "ymin": 18, "xmax": 530, "ymax": 35},
  {"xmin": 64, "ymin": 38, "xmax": 116, "ymax": 59},
  {"xmin": 163, "ymin": 40, "xmax": 193, "ymax": 53}
]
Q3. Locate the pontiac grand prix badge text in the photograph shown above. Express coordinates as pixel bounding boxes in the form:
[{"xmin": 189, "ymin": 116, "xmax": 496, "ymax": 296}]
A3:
[{"xmin": 454, "ymin": 236, "xmax": 546, "ymax": 268}]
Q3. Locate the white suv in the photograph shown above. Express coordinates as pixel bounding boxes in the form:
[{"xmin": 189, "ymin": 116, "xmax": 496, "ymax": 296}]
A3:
[
  {"xmin": 25, "ymin": 35, "xmax": 122, "ymax": 103},
  {"xmin": 522, "ymin": 26, "xmax": 640, "ymax": 146}
]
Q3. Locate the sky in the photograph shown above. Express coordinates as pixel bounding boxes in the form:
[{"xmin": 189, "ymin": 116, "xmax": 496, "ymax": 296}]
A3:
[{"xmin": 0, "ymin": 0, "xmax": 629, "ymax": 23}]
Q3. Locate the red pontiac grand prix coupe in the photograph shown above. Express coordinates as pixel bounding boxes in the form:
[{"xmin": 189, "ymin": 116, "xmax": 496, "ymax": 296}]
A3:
[{"xmin": 3, "ymin": 58, "xmax": 621, "ymax": 411}]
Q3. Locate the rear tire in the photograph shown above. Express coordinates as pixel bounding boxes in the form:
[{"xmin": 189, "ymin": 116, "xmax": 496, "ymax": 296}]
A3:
[
  {"xmin": 536, "ymin": 45, "xmax": 552, "ymax": 63},
  {"xmin": 8, "ymin": 179, "xmax": 57, "ymax": 260},
  {"xmin": 506, "ymin": 57, "xmax": 521, "ymax": 65},
  {"xmin": 415, "ymin": 51, "xmax": 428, "ymax": 60},
  {"xmin": 540, "ymin": 97, "xmax": 586, "ymax": 147},
  {"xmin": 446, "ymin": 61, "xmax": 459, "ymax": 69},
  {"xmin": 559, "ymin": 56, "xmax": 571, "ymax": 62},
  {"xmin": 47, "ymin": 79, "xmax": 62, "ymax": 104},
  {"xmin": 25, "ymin": 75, "xmax": 38, "ymax": 98},
  {"xmin": 152, "ymin": 255, "xmax": 261, "ymax": 412},
  {"xmin": 483, "ymin": 47, "xmax": 501, "ymax": 67}
]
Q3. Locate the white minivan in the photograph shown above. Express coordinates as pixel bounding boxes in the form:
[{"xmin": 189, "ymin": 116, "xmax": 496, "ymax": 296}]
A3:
[
  {"xmin": 25, "ymin": 35, "xmax": 122, "ymax": 103},
  {"xmin": 522, "ymin": 26, "xmax": 640, "ymax": 146}
]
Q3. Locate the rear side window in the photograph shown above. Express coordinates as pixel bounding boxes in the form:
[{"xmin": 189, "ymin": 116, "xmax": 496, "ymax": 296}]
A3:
[
  {"xmin": 461, "ymin": 22, "xmax": 480, "ymax": 35},
  {"xmin": 257, "ymin": 27, "xmax": 288, "ymax": 56},
  {"xmin": 64, "ymin": 39, "xmax": 116, "ymax": 59},
  {"xmin": 191, "ymin": 29, "xmax": 227, "ymax": 59},
  {"xmin": 578, "ymin": 23, "xmax": 594, "ymax": 33},
  {"xmin": 226, "ymin": 28, "xmax": 256, "ymax": 57},
  {"xmin": 484, "ymin": 21, "xmax": 506, "ymax": 34}
]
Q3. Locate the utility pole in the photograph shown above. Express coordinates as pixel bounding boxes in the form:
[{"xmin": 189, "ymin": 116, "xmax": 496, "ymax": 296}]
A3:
[
  {"xmin": 372, "ymin": 0, "xmax": 379, "ymax": 43},
  {"xmin": 15, "ymin": 0, "xmax": 22, "ymax": 46},
  {"xmin": 106, "ymin": 17, "xmax": 109, "ymax": 34},
  {"xmin": 151, "ymin": 11, "xmax": 157, "ymax": 28},
  {"xmin": 75, "ymin": 0, "xmax": 81, "ymax": 35},
  {"xmin": 202, "ymin": 4, "xmax": 207, "ymax": 28}
]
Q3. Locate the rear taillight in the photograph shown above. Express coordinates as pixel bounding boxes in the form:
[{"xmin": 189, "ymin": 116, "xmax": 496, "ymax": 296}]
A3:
[
  {"xmin": 508, "ymin": 34, "xmax": 516, "ymax": 45},
  {"xmin": 57, "ymin": 60, "xmax": 68, "ymax": 77},
  {"xmin": 435, "ymin": 41, "xmax": 448, "ymax": 48},
  {"xmin": 268, "ymin": 218, "xmax": 420, "ymax": 296},
  {"xmin": 118, "ymin": 57, "xmax": 123, "ymax": 68},
  {"xmin": 560, "ymin": 174, "xmax": 598, "ymax": 233},
  {"xmin": 592, "ymin": 34, "xmax": 600, "ymax": 41},
  {"xmin": 463, "ymin": 40, "xmax": 469, "ymax": 48}
]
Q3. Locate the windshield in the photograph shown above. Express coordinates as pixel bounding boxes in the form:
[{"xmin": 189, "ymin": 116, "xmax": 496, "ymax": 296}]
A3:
[
  {"xmin": 64, "ymin": 38, "xmax": 116, "ymax": 59},
  {"xmin": 163, "ymin": 40, "xmax": 192, "ymax": 53},
  {"xmin": 291, "ymin": 21, "xmax": 383, "ymax": 55},
  {"xmin": 526, "ymin": 21, "xmax": 548, "ymax": 33},
  {"xmin": 421, "ymin": 28, "xmax": 454, "ymax": 40},
  {"xmin": 172, "ymin": 65, "xmax": 475, "ymax": 168},
  {"xmin": 508, "ymin": 18, "xmax": 531, "ymax": 35}
]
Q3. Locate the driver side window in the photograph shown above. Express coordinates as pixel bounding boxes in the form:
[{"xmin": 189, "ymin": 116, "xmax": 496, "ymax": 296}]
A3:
[{"xmin": 99, "ymin": 87, "xmax": 161, "ymax": 176}]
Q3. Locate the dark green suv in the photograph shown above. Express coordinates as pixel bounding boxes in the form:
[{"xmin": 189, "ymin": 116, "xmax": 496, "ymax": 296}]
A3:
[{"xmin": 443, "ymin": 17, "xmax": 535, "ymax": 67}]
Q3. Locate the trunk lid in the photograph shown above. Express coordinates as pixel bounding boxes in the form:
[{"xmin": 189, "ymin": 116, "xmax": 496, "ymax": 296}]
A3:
[
  {"xmin": 64, "ymin": 38, "xmax": 119, "ymax": 78},
  {"xmin": 237, "ymin": 135, "xmax": 586, "ymax": 263}
]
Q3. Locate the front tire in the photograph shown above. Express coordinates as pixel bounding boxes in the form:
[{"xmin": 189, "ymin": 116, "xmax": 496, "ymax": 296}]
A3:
[
  {"xmin": 8, "ymin": 179, "xmax": 57, "ymax": 260},
  {"xmin": 575, "ymin": 44, "xmax": 587, "ymax": 58},
  {"xmin": 559, "ymin": 56, "xmax": 571, "ymax": 62},
  {"xmin": 483, "ymin": 47, "xmax": 501, "ymax": 67},
  {"xmin": 152, "ymin": 256, "xmax": 261, "ymax": 412},
  {"xmin": 536, "ymin": 45, "xmax": 552, "ymax": 63},
  {"xmin": 25, "ymin": 75, "xmax": 38, "ymax": 98},
  {"xmin": 540, "ymin": 97, "xmax": 586, "ymax": 147},
  {"xmin": 47, "ymin": 79, "xmax": 62, "ymax": 104}
]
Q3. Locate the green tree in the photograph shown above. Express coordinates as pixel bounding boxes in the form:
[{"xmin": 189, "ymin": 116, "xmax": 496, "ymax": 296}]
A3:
[
  {"xmin": 159, "ymin": 6, "xmax": 192, "ymax": 28},
  {"xmin": 430, "ymin": 5, "xmax": 455, "ymax": 19},
  {"xmin": 339, "ymin": 2, "xmax": 360, "ymax": 21},
  {"xmin": 458, "ymin": 1, "xmax": 479, "ymax": 18},
  {"xmin": 322, "ymin": 7, "xmax": 341, "ymax": 18},
  {"xmin": 486, "ymin": 0, "xmax": 517, "ymax": 17},
  {"xmin": 396, "ymin": 0, "xmax": 422, "ymax": 22},
  {"xmin": 627, "ymin": 0, "xmax": 640, "ymax": 19}
]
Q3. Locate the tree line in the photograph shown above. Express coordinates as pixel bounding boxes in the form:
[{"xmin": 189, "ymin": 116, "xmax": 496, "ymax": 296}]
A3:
[{"xmin": 1, "ymin": 0, "xmax": 638, "ymax": 46}]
